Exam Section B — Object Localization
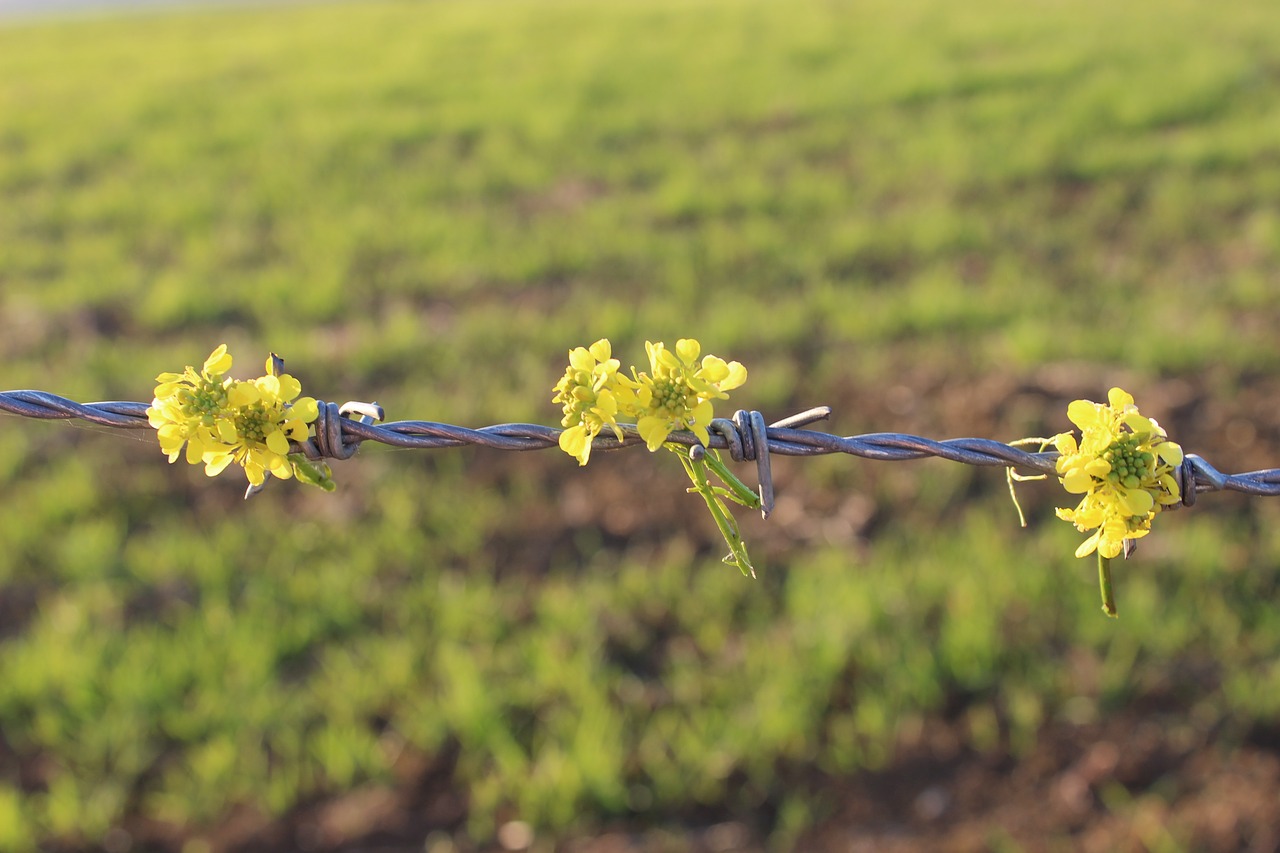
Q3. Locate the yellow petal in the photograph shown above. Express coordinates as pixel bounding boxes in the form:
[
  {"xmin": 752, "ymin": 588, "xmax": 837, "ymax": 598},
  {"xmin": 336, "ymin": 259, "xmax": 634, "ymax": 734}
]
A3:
[
  {"xmin": 1069, "ymin": 500, "xmax": 1104, "ymax": 528},
  {"xmin": 655, "ymin": 347, "xmax": 681, "ymax": 372},
  {"xmin": 612, "ymin": 384, "xmax": 639, "ymax": 419},
  {"xmin": 204, "ymin": 452, "xmax": 235, "ymax": 476},
  {"xmin": 203, "ymin": 344, "xmax": 232, "ymax": 376},
  {"xmin": 1084, "ymin": 458, "xmax": 1112, "ymax": 478},
  {"xmin": 1075, "ymin": 531, "xmax": 1100, "ymax": 558},
  {"xmin": 691, "ymin": 400, "xmax": 714, "ymax": 432},
  {"xmin": 594, "ymin": 389, "xmax": 618, "ymax": 417},
  {"xmin": 229, "ymin": 382, "xmax": 260, "ymax": 407},
  {"xmin": 153, "ymin": 381, "xmax": 183, "ymax": 398},
  {"xmin": 157, "ymin": 424, "xmax": 186, "ymax": 453},
  {"xmin": 1118, "ymin": 487, "xmax": 1154, "ymax": 516},
  {"xmin": 1097, "ymin": 536, "xmax": 1124, "ymax": 559},
  {"xmin": 1123, "ymin": 412, "xmax": 1155, "ymax": 434},
  {"xmin": 1157, "ymin": 441, "xmax": 1183, "ymax": 465},
  {"xmin": 568, "ymin": 346, "xmax": 593, "ymax": 372},
  {"xmin": 637, "ymin": 416, "xmax": 671, "ymax": 451},
  {"xmin": 719, "ymin": 361, "xmax": 747, "ymax": 391},
  {"xmin": 587, "ymin": 339, "xmax": 612, "ymax": 363},
  {"xmin": 1067, "ymin": 400, "xmax": 1103, "ymax": 430},
  {"xmin": 266, "ymin": 430, "xmax": 291, "ymax": 455},
  {"xmin": 559, "ymin": 423, "xmax": 585, "ymax": 452},
  {"xmin": 243, "ymin": 462, "xmax": 266, "ymax": 487},
  {"xmin": 675, "ymin": 338, "xmax": 700, "ymax": 365},
  {"xmin": 1062, "ymin": 469, "xmax": 1094, "ymax": 494},
  {"xmin": 559, "ymin": 424, "xmax": 590, "ymax": 465},
  {"xmin": 257, "ymin": 374, "xmax": 281, "ymax": 398},
  {"xmin": 592, "ymin": 363, "xmax": 619, "ymax": 389},
  {"xmin": 698, "ymin": 356, "xmax": 729, "ymax": 383},
  {"xmin": 268, "ymin": 454, "xmax": 293, "ymax": 477},
  {"xmin": 686, "ymin": 375, "xmax": 724, "ymax": 398},
  {"xmin": 1107, "ymin": 387, "xmax": 1134, "ymax": 410},
  {"xmin": 291, "ymin": 397, "xmax": 319, "ymax": 424},
  {"xmin": 276, "ymin": 374, "xmax": 302, "ymax": 401}
]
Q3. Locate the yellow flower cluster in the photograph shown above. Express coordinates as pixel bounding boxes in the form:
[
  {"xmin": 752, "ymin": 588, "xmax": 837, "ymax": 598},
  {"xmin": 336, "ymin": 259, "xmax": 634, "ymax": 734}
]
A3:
[
  {"xmin": 551, "ymin": 339, "xmax": 626, "ymax": 466},
  {"xmin": 148, "ymin": 345, "xmax": 319, "ymax": 487},
  {"xmin": 1053, "ymin": 387, "xmax": 1183, "ymax": 559},
  {"xmin": 552, "ymin": 338, "xmax": 746, "ymax": 464},
  {"xmin": 629, "ymin": 339, "xmax": 747, "ymax": 451},
  {"xmin": 553, "ymin": 336, "xmax": 758, "ymax": 576}
]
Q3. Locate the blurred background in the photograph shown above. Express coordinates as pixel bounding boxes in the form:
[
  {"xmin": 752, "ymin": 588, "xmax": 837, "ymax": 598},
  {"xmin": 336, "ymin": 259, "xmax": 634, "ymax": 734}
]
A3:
[{"xmin": 2, "ymin": 0, "xmax": 1280, "ymax": 850}]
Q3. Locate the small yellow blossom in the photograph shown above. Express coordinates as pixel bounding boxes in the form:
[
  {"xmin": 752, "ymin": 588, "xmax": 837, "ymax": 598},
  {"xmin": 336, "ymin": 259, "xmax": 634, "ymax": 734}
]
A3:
[
  {"xmin": 203, "ymin": 356, "xmax": 319, "ymax": 486},
  {"xmin": 624, "ymin": 338, "xmax": 747, "ymax": 451},
  {"xmin": 1053, "ymin": 387, "xmax": 1183, "ymax": 560},
  {"xmin": 551, "ymin": 337, "xmax": 759, "ymax": 576},
  {"xmin": 149, "ymin": 346, "xmax": 319, "ymax": 487},
  {"xmin": 551, "ymin": 339, "xmax": 629, "ymax": 465},
  {"xmin": 147, "ymin": 344, "xmax": 238, "ymax": 466}
]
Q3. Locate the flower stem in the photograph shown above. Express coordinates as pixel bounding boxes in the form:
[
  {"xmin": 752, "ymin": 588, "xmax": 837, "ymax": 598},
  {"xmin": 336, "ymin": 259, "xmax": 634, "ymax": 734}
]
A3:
[
  {"xmin": 1098, "ymin": 554, "xmax": 1117, "ymax": 618},
  {"xmin": 701, "ymin": 450, "xmax": 762, "ymax": 510},
  {"xmin": 673, "ymin": 446, "xmax": 757, "ymax": 577}
]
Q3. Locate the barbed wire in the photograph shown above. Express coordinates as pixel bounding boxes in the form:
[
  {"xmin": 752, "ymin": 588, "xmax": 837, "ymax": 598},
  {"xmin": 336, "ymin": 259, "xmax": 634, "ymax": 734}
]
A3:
[{"xmin": 4, "ymin": 389, "xmax": 1280, "ymax": 517}]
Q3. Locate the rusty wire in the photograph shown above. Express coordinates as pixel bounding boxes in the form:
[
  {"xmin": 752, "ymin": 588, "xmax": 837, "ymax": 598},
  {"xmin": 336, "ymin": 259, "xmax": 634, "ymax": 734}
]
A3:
[{"xmin": 4, "ymin": 389, "xmax": 1280, "ymax": 517}]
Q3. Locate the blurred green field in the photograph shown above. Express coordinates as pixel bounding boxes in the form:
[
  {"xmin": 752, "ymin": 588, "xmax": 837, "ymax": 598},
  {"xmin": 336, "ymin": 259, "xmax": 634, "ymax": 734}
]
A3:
[{"xmin": 2, "ymin": 0, "xmax": 1280, "ymax": 850}]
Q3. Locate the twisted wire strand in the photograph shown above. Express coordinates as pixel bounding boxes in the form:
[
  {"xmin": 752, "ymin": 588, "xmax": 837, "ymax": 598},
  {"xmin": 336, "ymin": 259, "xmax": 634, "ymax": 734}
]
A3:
[{"xmin": 5, "ymin": 391, "xmax": 1280, "ymax": 511}]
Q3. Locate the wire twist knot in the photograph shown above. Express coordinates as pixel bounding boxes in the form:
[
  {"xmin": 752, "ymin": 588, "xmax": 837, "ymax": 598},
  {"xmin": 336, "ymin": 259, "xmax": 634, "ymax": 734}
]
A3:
[
  {"xmin": 697, "ymin": 407, "xmax": 833, "ymax": 518},
  {"xmin": 299, "ymin": 401, "xmax": 384, "ymax": 461}
]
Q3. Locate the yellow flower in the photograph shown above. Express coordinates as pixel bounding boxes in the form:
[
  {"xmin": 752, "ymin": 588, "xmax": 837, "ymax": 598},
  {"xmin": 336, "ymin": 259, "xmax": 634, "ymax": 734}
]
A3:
[
  {"xmin": 203, "ymin": 355, "xmax": 319, "ymax": 486},
  {"xmin": 625, "ymin": 338, "xmax": 747, "ymax": 451},
  {"xmin": 551, "ymin": 339, "xmax": 628, "ymax": 465},
  {"xmin": 549, "ymin": 336, "xmax": 758, "ymax": 576},
  {"xmin": 147, "ymin": 344, "xmax": 238, "ymax": 465},
  {"xmin": 149, "ymin": 346, "xmax": 319, "ymax": 487},
  {"xmin": 1053, "ymin": 387, "xmax": 1183, "ymax": 559}
]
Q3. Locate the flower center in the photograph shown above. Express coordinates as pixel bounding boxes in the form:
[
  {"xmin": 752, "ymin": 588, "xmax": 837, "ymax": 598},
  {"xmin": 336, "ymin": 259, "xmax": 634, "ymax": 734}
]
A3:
[
  {"xmin": 1103, "ymin": 434, "xmax": 1154, "ymax": 490},
  {"xmin": 651, "ymin": 376, "xmax": 692, "ymax": 414},
  {"xmin": 178, "ymin": 377, "xmax": 229, "ymax": 425},
  {"xmin": 235, "ymin": 404, "xmax": 271, "ymax": 443}
]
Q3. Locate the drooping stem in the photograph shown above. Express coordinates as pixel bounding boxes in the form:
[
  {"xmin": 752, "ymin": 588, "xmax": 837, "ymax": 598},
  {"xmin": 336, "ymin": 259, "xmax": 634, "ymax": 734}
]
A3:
[
  {"xmin": 700, "ymin": 449, "xmax": 762, "ymax": 510},
  {"xmin": 672, "ymin": 446, "xmax": 757, "ymax": 577},
  {"xmin": 1005, "ymin": 437, "xmax": 1055, "ymax": 528}
]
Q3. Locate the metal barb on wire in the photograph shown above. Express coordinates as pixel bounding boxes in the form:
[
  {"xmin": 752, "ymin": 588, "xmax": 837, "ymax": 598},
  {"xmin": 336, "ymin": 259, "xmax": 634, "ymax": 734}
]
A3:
[
  {"xmin": 6, "ymin": 389, "xmax": 1280, "ymax": 505},
  {"xmin": 245, "ymin": 400, "xmax": 386, "ymax": 500}
]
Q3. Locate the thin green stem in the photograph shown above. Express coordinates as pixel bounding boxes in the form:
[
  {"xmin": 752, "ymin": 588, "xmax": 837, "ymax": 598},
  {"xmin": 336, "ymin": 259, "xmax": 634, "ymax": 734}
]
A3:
[
  {"xmin": 700, "ymin": 450, "xmax": 762, "ymax": 510},
  {"xmin": 1098, "ymin": 554, "xmax": 1117, "ymax": 618},
  {"xmin": 673, "ymin": 446, "xmax": 757, "ymax": 577}
]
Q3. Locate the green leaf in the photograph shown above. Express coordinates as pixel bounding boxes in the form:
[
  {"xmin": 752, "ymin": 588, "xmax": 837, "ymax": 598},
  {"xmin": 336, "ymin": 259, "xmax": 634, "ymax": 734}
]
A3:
[{"xmin": 290, "ymin": 456, "xmax": 337, "ymax": 492}]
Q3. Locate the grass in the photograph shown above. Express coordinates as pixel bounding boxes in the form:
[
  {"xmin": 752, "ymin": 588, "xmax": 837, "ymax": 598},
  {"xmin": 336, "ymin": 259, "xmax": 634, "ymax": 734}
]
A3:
[{"xmin": 2, "ymin": 0, "xmax": 1280, "ymax": 848}]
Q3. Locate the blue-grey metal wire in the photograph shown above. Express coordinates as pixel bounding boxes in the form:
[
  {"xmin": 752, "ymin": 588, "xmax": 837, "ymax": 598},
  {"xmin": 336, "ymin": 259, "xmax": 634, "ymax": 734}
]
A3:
[{"xmin": 4, "ymin": 390, "xmax": 1280, "ymax": 514}]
